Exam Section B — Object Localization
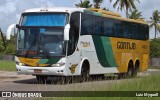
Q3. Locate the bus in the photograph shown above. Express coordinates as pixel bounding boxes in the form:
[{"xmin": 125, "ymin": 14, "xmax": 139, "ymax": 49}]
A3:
[{"xmin": 6, "ymin": 7, "xmax": 149, "ymax": 83}]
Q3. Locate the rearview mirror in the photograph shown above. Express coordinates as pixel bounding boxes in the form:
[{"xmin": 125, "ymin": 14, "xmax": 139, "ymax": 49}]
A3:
[
  {"xmin": 6, "ymin": 24, "xmax": 17, "ymax": 40},
  {"xmin": 64, "ymin": 24, "xmax": 70, "ymax": 41}
]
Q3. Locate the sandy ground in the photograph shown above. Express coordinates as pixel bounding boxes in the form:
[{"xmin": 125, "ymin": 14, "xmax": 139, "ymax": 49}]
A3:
[
  {"xmin": 0, "ymin": 69, "xmax": 159, "ymax": 92},
  {"xmin": 0, "ymin": 69, "xmax": 159, "ymax": 99}
]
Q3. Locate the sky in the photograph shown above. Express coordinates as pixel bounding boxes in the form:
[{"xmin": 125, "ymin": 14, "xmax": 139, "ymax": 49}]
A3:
[{"xmin": 0, "ymin": 0, "xmax": 160, "ymax": 39}]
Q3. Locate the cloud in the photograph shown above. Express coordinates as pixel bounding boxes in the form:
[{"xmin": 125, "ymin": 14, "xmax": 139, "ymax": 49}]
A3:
[{"xmin": 0, "ymin": 0, "xmax": 55, "ymax": 33}]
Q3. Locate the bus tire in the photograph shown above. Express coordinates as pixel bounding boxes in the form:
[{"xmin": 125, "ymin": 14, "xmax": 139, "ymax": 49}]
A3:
[
  {"xmin": 80, "ymin": 60, "xmax": 90, "ymax": 82},
  {"xmin": 133, "ymin": 61, "xmax": 139, "ymax": 77},
  {"xmin": 118, "ymin": 62, "xmax": 134, "ymax": 79},
  {"xmin": 133, "ymin": 67, "xmax": 138, "ymax": 77},
  {"xmin": 36, "ymin": 75, "xmax": 48, "ymax": 84},
  {"xmin": 126, "ymin": 62, "xmax": 134, "ymax": 78}
]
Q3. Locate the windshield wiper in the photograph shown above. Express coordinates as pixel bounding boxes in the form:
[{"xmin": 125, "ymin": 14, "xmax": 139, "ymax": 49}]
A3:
[
  {"xmin": 25, "ymin": 39, "xmax": 37, "ymax": 58},
  {"xmin": 39, "ymin": 45, "xmax": 51, "ymax": 59}
]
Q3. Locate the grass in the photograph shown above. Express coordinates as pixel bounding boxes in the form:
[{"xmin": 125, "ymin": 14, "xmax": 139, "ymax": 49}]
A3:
[
  {"xmin": 149, "ymin": 66, "xmax": 160, "ymax": 69},
  {"xmin": 107, "ymin": 74, "xmax": 160, "ymax": 91},
  {"xmin": 40, "ymin": 73, "xmax": 160, "ymax": 100},
  {"xmin": 0, "ymin": 60, "xmax": 16, "ymax": 71}
]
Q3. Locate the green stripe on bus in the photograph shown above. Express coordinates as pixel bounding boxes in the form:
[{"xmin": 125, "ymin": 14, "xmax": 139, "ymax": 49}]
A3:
[
  {"xmin": 39, "ymin": 58, "xmax": 60, "ymax": 64},
  {"xmin": 92, "ymin": 36, "xmax": 117, "ymax": 67}
]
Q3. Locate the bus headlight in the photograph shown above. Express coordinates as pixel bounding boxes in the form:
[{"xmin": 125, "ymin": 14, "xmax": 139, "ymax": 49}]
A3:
[
  {"xmin": 16, "ymin": 61, "xmax": 25, "ymax": 66},
  {"xmin": 51, "ymin": 63, "xmax": 65, "ymax": 67}
]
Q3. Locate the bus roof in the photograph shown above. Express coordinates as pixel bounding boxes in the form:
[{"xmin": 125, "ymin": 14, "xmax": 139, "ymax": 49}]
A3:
[
  {"xmin": 86, "ymin": 8, "xmax": 148, "ymax": 25},
  {"xmin": 24, "ymin": 7, "xmax": 147, "ymax": 25},
  {"xmin": 24, "ymin": 7, "xmax": 85, "ymax": 13}
]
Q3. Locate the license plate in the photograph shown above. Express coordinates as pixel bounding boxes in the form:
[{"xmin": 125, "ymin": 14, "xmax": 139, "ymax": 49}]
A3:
[{"xmin": 34, "ymin": 69, "xmax": 42, "ymax": 74}]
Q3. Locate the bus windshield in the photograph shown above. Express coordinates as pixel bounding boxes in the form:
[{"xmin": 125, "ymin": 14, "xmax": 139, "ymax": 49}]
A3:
[
  {"xmin": 21, "ymin": 13, "xmax": 67, "ymax": 26},
  {"xmin": 16, "ymin": 13, "xmax": 68, "ymax": 58}
]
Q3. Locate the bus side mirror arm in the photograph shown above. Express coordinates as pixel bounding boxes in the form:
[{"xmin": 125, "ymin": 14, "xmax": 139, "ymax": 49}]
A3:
[
  {"xmin": 64, "ymin": 24, "xmax": 70, "ymax": 41},
  {"xmin": 6, "ymin": 24, "xmax": 17, "ymax": 40}
]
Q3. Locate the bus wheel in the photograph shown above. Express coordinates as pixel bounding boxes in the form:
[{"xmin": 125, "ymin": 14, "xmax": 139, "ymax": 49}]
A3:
[
  {"xmin": 36, "ymin": 75, "xmax": 48, "ymax": 84},
  {"xmin": 126, "ymin": 62, "xmax": 134, "ymax": 78},
  {"xmin": 133, "ymin": 67, "xmax": 138, "ymax": 77},
  {"xmin": 133, "ymin": 61, "xmax": 139, "ymax": 77},
  {"xmin": 80, "ymin": 61, "xmax": 90, "ymax": 82},
  {"xmin": 118, "ymin": 62, "xmax": 134, "ymax": 79}
]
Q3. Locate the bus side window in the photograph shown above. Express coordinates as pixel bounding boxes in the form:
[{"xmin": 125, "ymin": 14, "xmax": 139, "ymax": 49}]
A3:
[
  {"xmin": 132, "ymin": 24, "xmax": 139, "ymax": 39},
  {"xmin": 137, "ymin": 24, "xmax": 140, "ymax": 40},
  {"xmin": 144, "ymin": 25, "xmax": 149, "ymax": 40},
  {"xmin": 103, "ymin": 18, "xmax": 114, "ymax": 37},
  {"xmin": 140, "ymin": 25, "xmax": 144, "ymax": 40},
  {"xmin": 114, "ymin": 20, "xmax": 122, "ymax": 38},
  {"xmin": 123, "ymin": 22, "xmax": 130, "ymax": 38},
  {"xmin": 81, "ymin": 13, "xmax": 92, "ymax": 35},
  {"xmin": 92, "ymin": 16, "xmax": 102, "ymax": 35},
  {"xmin": 68, "ymin": 12, "xmax": 80, "ymax": 55},
  {"xmin": 18, "ymin": 29, "xmax": 25, "ymax": 48}
]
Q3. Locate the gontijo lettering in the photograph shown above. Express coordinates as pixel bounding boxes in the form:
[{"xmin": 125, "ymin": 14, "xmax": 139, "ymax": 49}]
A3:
[{"xmin": 117, "ymin": 41, "xmax": 136, "ymax": 50}]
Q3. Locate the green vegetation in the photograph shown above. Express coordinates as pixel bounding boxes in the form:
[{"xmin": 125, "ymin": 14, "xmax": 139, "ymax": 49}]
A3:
[
  {"xmin": 129, "ymin": 9, "xmax": 143, "ymax": 20},
  {"xmin": 75, "ymin": 0, "xmax": 109, "ymax": 10},
  {"xmin": 149, "ymin": 10, "xmax": 160, "ymax": 39},
  {"xmin": 75, "ymin": 0, "xmax": 92, "ymax": 8},
  {"xmin": 150, "ymin": 38, "xmax": 160, "ymax": 58},
  {"xmin": 149, "ymin": 66, "xmax": 160, "ymax": 69},
  {"xmin": 40, "ymin": 73, "xmax": 160, "ymax": 100},
  {"xmin": 0, "ymin": 37, "xmax": 6, "ymax": 53},
  {"xmin": 93, "ymin": 0, "xmax": 103, "ymax": 9},
  {"xmin": 108, "ymin": 74, "xmax": 160, "ymax": 91},
  {"xmin": 0, "ymin": 36, "xmax": 15, "ymax": 55},
  {"xmin": 110, "ymin": 0, "xmax": 140, "ymax": 18},
  {"xmin": 0, "ymin": 60, "xmax": 16, "ymax": 71}
]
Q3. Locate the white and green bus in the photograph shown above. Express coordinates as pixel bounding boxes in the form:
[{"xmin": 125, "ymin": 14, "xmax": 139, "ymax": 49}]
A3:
[{"xmin": 7, "ymin": 7, "xmax": 149, "ymax": 83}]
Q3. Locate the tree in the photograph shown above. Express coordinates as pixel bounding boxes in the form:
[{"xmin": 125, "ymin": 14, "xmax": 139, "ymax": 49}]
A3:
[
  {"xmin": 102, "ymin": 7, "xmax": 109, "ymax": 11},
  {"xmin": 110, "ymin": 0, "xmax": 140, "ymax": 18},
  {"xmin": 75, "ymin": 0, "xmax": 92, "ymax": 8},
  {"xmin": 150, "ymin": 10, "xmax": 160, "ymax": 39},
  {"xmin": 0, "ymin": 37, "xmax": 5, "ymax": 53},
  {"xmin": 129, "ymin": 9, "xmax": 143, "ymax": 19},
  {"xmin": 93, "ymin": 0, "xmax": 103, "ymax": 9},
  {"xmin": 150, "ymin": 38, "xmax": 160, "ymax": 58}
]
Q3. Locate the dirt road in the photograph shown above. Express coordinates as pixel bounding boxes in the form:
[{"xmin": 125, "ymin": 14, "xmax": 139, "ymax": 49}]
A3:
[{"xmin": 0, "ymin": 69, "xmax": 159, "ymax": 91}]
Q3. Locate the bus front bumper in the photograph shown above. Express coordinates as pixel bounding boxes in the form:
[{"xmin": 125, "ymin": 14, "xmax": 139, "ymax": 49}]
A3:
[{"xmin": 16, "ymin": 65, "xmax": 66, "ymax": 76}]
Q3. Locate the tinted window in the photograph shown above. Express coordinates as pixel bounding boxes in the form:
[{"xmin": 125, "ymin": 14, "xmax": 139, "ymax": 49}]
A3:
[
  {"xmin": 104, "ymin": 18, "xmax": 114, "ymax": 36},
  {"xmin": 22, "ymin": 13, "xmax": 67, "ymax": 26},
  {"xmin": 114, "ymin": 20, "xmax": 123, "ymax": 37},
  {"xmin": 131, "ymin": 23, "xmax": 139, "ymax": 39},
  {"xmin": 68, "ymin": 12, "xmax": 80, "ymax": 55},
  {"xmin": 93, "ymin": 16, "xmax": 102, "ymax": 35},
  {"xmin": 81, "ymin": 13, "xmax": 92, "ymax": 35},
  {"xmin": 123, "ymin": 22, "xmax": 130, "ymax": 38},
  {"xmin": 81, "ymin": 12, "xmax": 149, "ymax": 40},
  {"xmin": 144, "ymin": 25, "xmax": 149, "ymax": 40}
]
